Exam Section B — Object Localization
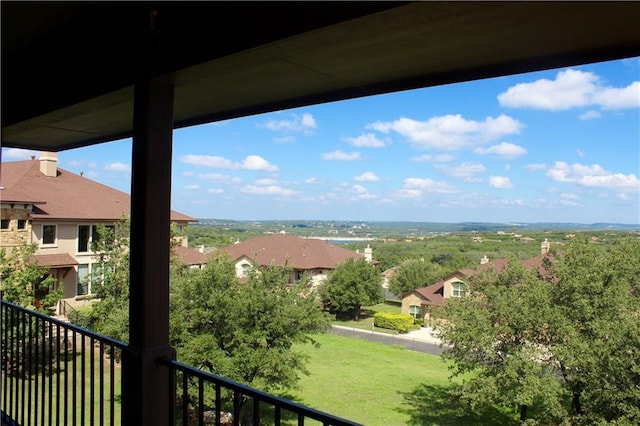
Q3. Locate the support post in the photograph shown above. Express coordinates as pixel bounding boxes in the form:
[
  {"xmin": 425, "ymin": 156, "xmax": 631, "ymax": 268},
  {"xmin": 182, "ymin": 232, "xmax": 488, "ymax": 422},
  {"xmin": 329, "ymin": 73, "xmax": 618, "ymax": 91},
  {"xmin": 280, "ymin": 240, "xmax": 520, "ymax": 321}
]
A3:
[{"xmin": 121, "ymin": 9, "xmax": 176, "ymax": 422}]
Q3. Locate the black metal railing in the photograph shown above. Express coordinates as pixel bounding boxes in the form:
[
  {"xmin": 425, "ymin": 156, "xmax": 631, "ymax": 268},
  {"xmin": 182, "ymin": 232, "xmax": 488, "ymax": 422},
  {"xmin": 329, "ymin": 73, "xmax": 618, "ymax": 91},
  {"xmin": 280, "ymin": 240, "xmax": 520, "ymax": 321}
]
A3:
[
  {"xmin": 1, "ymin": 300, "xmax": 126, "ymax": 426},
  {"xmin": 161, "ymin": 358, "xmax": 361, "ymax": 426}
]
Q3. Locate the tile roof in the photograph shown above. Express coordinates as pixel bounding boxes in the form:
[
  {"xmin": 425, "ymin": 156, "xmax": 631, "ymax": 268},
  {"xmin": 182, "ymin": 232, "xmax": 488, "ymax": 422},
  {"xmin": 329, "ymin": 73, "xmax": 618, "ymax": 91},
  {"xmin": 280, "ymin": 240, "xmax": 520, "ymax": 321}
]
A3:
[
  {"xmin": 33, "ymin": 253, "xmax": 78, "ymax": 268},
  {"xmin": 1, "ymin": 159, "xmax": 195, "ymax": 222},
  {"xmin": 173, "ymin": 246, "xmax": 208, "ymax": 266},
  {"xmin": 218, "ymin": 235, "xmax": 364, "ymax": 270}
]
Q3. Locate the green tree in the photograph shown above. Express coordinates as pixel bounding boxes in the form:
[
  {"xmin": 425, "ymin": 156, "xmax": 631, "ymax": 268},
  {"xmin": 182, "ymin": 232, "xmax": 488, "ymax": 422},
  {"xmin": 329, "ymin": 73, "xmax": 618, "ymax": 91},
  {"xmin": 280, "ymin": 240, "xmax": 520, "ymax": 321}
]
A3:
[
  {"xmin": 434, "ymin": 260, "xmax": 567, "ymax": 423},
  {"xmin": 88, "ymin": 217, "xmax": 131, "ymax": 341},
  {"xmin": 388, "ymin": 258, "xmax": 443, "ymax": 296},
  {"xmin": 170, "ymin": 255, "xmax": 332, "ymax": 422},
  {"xmin": 548, "ymin": 237, "xmax": 640, "ymax": 423},
  {"xmin": 433, "ymin": 237, "xmax": 640, "ymax": 423},
  {"xmin": 0, "ymin": 243, "xmax": 59, "ymax": 311},
  {"xmin": 319, "ymin": 257, "xmax": 384, "ymax": 320}
]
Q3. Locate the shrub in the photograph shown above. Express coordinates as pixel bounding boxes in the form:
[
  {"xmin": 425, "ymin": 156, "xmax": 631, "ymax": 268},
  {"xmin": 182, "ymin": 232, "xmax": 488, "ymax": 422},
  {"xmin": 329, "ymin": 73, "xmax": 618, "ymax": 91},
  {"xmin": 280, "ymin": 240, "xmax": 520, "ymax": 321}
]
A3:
[
  {"xmin": 373, "ymin": 312, "xmax": 414, "ymax": 333},
  {"xmin": 68, "ymin": 305, "xmax": 96, "ymax": 330}
]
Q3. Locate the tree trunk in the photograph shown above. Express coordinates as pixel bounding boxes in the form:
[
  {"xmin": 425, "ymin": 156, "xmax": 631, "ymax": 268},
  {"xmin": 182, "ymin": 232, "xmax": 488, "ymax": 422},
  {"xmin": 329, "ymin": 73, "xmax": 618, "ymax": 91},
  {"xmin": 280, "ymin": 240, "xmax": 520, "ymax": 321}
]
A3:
[
  {"xmin": 353, "ymin": 305, "xmax": 360, "ymax": 321},
  {"xmin": 571, "ymin": 391, "xmax": 583, "ymax": 415},
  {"xmin": 519, "ymin": 404, "xmax": 528, "ymax": 422}
]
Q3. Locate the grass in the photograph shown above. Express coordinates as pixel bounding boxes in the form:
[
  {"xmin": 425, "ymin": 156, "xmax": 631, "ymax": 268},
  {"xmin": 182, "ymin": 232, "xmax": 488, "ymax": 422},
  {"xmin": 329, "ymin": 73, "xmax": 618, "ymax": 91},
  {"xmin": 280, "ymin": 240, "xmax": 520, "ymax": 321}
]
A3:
[
  {"xmin": 332, "ymin": 301, "xmax": 410, "ymax": 334},
  {"xmin": 285, "ymin": 333, "xmax": 517, "ymax": 426}
]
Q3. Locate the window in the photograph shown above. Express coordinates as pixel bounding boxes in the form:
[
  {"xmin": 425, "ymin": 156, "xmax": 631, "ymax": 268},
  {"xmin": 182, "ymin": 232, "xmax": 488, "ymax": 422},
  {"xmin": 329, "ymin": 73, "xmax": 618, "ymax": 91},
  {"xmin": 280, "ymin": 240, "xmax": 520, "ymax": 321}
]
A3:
[
  {"xmin": 17, "ymin": 220, "xmax": 26, "ymax": 230},
  {"xmin": 409, "ymin": 305, "xmax": 422, "ymax": 320},
  {"xmin": 452, "ymin": 282, "xmax": 466, "ymax": 298},
  {"xmin": 78, "ymin": 225, "xmax": 91, "ymax": 252},
  {"xmin": 1, "ymin": 219, "xmax": 9, "ymax": 230},
  {"xmin": 42, "ymin": 225, "xmax": 56, "ymax": 245},
  {"xmin": 241, "ymin": 263, "xmax": 252, "ymax": 277},
  {"xmin": 77, "ymin": 264, "xmax": 89, "ymax": 295}
]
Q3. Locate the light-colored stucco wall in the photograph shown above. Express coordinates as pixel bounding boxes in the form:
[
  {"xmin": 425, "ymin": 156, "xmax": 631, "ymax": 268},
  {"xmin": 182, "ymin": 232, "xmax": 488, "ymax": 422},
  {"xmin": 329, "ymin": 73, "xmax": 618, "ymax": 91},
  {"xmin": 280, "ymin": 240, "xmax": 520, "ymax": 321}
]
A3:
[{"xmin": 442, "ymin": 274, "xmax": 466, "ymax": 299}]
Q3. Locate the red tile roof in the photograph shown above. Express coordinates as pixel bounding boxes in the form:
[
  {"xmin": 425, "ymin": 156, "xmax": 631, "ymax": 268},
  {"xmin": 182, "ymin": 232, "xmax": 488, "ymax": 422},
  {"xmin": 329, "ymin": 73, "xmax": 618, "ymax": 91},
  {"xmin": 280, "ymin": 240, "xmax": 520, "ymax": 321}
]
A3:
[
  {"xmin": 173, "ymin": 246, "xmax": 208, "ymax": 266},
  {"xmin": 218, "ymin": 235, "xmax": 364, "ymax": 270},
  {"xmin": 33, "ymin": 253, "xmax": 78, "ymax": 268},
  {"xmin": 1, "ymin": 159, "xmax": 194, "ymax": 222}
]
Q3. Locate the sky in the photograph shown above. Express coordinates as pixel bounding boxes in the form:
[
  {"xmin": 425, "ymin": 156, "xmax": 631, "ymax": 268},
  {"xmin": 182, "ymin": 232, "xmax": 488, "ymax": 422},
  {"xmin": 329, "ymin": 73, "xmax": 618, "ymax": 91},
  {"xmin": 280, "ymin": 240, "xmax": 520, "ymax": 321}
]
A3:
[{"xmin": 3, "ymin": 58, "xmax": 639, "ymax": 224}]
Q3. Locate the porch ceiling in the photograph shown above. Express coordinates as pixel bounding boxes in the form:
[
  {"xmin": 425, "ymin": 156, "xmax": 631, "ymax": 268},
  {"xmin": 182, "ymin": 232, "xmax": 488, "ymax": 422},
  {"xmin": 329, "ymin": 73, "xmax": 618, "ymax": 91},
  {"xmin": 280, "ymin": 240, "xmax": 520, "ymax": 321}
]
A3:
[{"xmin": 3, "ymin": 1, "xmax": 640, "ymax": 152}]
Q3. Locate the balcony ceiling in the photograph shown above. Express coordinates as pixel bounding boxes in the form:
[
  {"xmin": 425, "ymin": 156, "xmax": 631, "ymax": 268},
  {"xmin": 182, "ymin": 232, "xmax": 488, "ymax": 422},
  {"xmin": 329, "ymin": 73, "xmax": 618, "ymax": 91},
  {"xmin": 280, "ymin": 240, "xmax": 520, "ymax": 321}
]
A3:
[{"xmin": 3, "ymin": 1, "xmax": 640, "ymax": 152}]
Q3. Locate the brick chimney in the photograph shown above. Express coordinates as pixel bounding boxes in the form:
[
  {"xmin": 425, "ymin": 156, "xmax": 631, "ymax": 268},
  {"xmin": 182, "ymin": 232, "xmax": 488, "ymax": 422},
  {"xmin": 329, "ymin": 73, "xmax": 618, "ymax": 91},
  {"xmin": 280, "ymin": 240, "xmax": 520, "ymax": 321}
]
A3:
[
  {"xmin": 39, "ymin": 152, "xmax": 58, "ymax": 177},
  {"xmin": 364, "ymin": 244, "xmax": 373, "ymax": 263},
  {"xmin": 480, "ymin": 255, "xmax": 490, "ymax": 265}
]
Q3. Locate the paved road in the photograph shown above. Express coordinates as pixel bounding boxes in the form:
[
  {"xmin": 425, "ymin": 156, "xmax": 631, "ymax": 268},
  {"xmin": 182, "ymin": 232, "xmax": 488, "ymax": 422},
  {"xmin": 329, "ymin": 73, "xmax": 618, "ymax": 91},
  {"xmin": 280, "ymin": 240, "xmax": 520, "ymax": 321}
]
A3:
[{"xmin": 329, "ymin": 325, "xmax": 449, "ymax": 356}]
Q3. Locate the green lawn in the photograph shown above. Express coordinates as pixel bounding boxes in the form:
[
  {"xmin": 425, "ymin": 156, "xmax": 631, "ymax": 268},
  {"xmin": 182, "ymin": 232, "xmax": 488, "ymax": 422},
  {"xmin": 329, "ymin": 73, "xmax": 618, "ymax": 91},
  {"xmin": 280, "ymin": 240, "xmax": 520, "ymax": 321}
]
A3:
[
  {"xmin": 286, "ymin": 333, "xmax": 516, "ymax": 426},
  {"xmin": 332, "ymin": 301, "xmax": 410, "ymax": 334}
]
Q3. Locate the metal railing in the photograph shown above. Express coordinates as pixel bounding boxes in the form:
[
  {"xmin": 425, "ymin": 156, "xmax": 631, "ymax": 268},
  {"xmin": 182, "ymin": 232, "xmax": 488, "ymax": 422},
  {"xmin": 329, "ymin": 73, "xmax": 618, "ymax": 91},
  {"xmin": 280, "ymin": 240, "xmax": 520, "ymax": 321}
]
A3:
[
  {"xmin": 1, "ymin": 299, "xmax": 361, "ymax": 426},
  {"xmin": 1, "ymin": 300, "xmax": 126, "ymax": 426},
  {"xmin": 161, "ymin": 358, "xmax": 361, "ymax": 426}
]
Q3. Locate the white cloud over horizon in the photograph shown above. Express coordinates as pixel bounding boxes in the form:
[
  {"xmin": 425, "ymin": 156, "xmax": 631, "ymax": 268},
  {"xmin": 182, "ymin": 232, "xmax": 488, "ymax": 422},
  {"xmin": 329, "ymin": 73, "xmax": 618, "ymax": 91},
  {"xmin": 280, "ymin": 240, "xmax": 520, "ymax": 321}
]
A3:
[
  {"xmin": 546, "ymin": 162, "xmax": 639, "ymax": 191},
  {"xmin": 322, "ymin": 150, "xmax": 362, "ymax": 161},
  {"xmin": 474, "ymin": 142, "xmax": 527, "ymax": 159}
]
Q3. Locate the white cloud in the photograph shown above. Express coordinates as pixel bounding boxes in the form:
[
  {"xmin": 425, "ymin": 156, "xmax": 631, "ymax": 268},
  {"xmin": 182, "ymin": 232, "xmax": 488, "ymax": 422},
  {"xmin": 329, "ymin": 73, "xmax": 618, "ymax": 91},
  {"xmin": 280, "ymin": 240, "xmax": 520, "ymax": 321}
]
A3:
[
  {"xmin": 489, "ymin": 176, "xmax": 513, "ymax": 189},
  {"xmin": 241, "ymin": 185, "xmax": 296, "ymax": 196},
  {"xmin": 576, "ymin": 149, "xmax": 585, "ymax": 158},
  {"xmin": 2, "ymin": 148, "xmax": 38, "ymax": 160},
  {"xmin": 561, "ymin": 193, "xmax": 579, "ymax": 200},
  {"xmin": 180, "ymin": 154, "xmax": 277, "ymax": 171},
  {"xmin": 182, "ymin": 171, "xmax": 194, "ymax": 177},
  {"xmin": 304, "ymin": 177, "xmax": 318, "ymax": 184},
  {"xmin": 184, "ymin": 184, "xmax": 200, "ymax": 190},
  {"xmin": 262, "ymin": 112, "xmax": 317, "ymax": 135},
  {"xmin": 322, "ymin": 150, "xmax": 362, "ymax": 161},
  {"xmin": 411, "ymin": 154, "xmax": 455, "ymax": 163},
  {"xmin": 546, "ymin": 161, "xmax": 639, "ymax": 191},
  {"xmin": 351, "ymin": 184, "xmax": 377, "ymax": 199},
  {"xmin": 240, "ymin": 155, "xmax": 279, "ymax": 171},
  {"xmin": 253, "ymin": 178, "xmax": 278, "ymax": 185},
  {"xmin": 505, "ymin": 164, "xmax": 511, "ymax": 172},
  {"xmin": 498, "ymin": 69, "xmax": 640, "ymax": 110},
  {"xmin": 180, "ymin": 154, "xmax": 235, "ymax": 168},
  {"xmin": 207, "ymin": 188, "xmax": 225, "ymax": 194},
  {"xmin": 104, "ymin": 162, "xmax": 131, "ymax": 172},
  {"xmin": 579, "ymin": 110, "xmax": 602, "ymax": 120},
  {"xmin": 435, "ymin": 162, "xmax": 486, "ymax": 182},
  {"xmin": 368, "ymin": 114, "xmax": 523, "ymax": 151},
  {"xmin": 354, "ymin": 172, "xmax": 380, "ymax": 182},
  {"xmin": 526, "ymin": 163, "xmax": 547, "ymax": 172},
  {"xmin": 395, "ymin": 189, "xmax": 423, "ymax": 199},
  {"xmin": 344, "ymin": 133, "xmax": 388, "ymax": 148},
  {"xmin": 403, "ymin": 178, "xmax": 459, "ymax": 193},
  {"xmin": 474, "ymin": 142, "xmax": 527, "ymax": 159},
  {"xmin": 197, "ymin": 173, "xmax": 242, "ymax": 184}
]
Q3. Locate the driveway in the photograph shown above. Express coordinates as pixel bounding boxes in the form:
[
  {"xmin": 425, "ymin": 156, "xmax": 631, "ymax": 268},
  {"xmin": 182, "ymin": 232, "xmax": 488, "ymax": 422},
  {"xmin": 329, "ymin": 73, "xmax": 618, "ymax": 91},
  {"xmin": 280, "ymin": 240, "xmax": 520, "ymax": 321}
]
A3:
[{"xmin": 329, "ymin": 325, "xmax": 449, "ymax": 356}]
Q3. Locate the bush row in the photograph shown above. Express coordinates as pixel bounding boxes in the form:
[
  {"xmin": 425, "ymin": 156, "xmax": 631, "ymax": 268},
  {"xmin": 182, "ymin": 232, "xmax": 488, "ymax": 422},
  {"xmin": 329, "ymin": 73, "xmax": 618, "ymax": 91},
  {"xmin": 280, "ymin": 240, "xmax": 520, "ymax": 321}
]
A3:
[{"xmin": 373, "ymin": 312, "xmax": 414, "ymax": 333}]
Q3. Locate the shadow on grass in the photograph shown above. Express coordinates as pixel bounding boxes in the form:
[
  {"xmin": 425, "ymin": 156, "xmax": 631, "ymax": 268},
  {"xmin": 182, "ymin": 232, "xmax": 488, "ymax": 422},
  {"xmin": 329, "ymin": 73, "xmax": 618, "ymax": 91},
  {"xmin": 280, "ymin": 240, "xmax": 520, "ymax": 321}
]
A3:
[{"xmin": 398, "ymin": 383, "xmax": 516, "ymax": 426}]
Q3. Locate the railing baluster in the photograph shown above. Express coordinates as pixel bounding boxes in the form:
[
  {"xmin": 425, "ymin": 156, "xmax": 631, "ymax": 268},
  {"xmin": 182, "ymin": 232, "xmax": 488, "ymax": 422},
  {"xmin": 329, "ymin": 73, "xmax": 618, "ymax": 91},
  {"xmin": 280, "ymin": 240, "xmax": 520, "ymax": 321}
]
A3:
[
  {"xmin": 100, "ymin": 340, "xmax": 104, "ymax": 426},
  {"xmin": 72, "ymin": 328, "xmax": 77, "ymax": 426},
  {"xmin": 64, "ymin": 326, "xmax": 69, "ymax": 425},
  {"xmin": 56, "ymin": 323, "xmax": 61, "ymax": 426},
  {"xmin": 198, "ymin": 377, "xmax": 204, "ymax": 426},
  {"xmin": 90, "ymin": 336, "xmax": 95, "ymax": 425},
  {"xmin": 182, "ymin": 371, "xmax": 189, "ymax": 426},
  {"xmin": 110, "ymin": 345, "xmax": 115, "ymax": 426},
  {"xmin": 20, "ymin": 310, "xmax": 26, "ymax": 426},
  {"xmin": 215, "ymin": 382, "xmax": 221, "ymax": 426},
  {"xmin": 81, "ymin": 333, "xmax": 86, "ymax": 425},
  {"xmin": 28, "ymin": 312, "xmax": 33, "ymax": 426},
  {"xmin": 253, "ymin": 396, "xmax": 260, "ymax": 426},
  {"xmin": 48, "ymin": 321, "xmax": 53, "ymax": 426}
]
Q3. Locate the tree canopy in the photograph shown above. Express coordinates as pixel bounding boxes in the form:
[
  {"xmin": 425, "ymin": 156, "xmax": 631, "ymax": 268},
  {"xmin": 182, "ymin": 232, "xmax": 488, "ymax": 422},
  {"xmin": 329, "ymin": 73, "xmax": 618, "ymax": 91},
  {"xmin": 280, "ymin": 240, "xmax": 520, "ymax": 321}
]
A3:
[
  {"xmin": 433, "ymin": 237, "xmax": 640, "ymax": 423},
  {"xmin": 319, "ymin": 257, "xmax": 384, "ymax": 320},
  {"xmin": 388, "ymin": 258, "xmax": 443, "ymax": 296}
]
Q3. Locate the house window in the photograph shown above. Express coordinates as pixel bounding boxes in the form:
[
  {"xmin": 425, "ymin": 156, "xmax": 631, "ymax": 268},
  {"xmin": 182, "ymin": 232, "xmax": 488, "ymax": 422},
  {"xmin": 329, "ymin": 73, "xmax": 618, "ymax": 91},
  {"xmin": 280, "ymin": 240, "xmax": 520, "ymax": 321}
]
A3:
[
  {"xmin": 42, "ymin": 225, "xmax": 57, "ymax": 245},
  {"xmin": 17, "ymin": 220, "xmax": 26, "ymax": 230},
  {"xmin": 409, "ymin": 305, "xmax": 422, "ymax": 320},
  {"xmin": 452, "ymin": 282, "xmax": 467, "ymax": 298},
  {"xmin": 77, "ymin": 264, "xmax": 90, "ymax": 295},
  {"xmin": 1, "ymin": 219, "xmax": 10, "ymax": 230},
  {"xmin": 241, "ymin": 263, "xmax": 252, "ymax": 277},
  {"xmin": 296, "ymin": 270, "xmax": 305, "ymax": 281},
  {"xmin": 78, "ymin": 225, "xmax": 91, "ymax": 252}
]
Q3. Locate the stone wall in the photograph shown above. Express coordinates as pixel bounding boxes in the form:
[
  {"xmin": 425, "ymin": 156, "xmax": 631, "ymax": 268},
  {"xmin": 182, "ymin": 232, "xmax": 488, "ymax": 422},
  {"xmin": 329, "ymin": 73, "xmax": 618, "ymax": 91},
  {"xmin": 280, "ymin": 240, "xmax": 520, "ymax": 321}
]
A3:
[{"xmin": 0, "ymin": 206, "xmax": 32, "ymax": 248}]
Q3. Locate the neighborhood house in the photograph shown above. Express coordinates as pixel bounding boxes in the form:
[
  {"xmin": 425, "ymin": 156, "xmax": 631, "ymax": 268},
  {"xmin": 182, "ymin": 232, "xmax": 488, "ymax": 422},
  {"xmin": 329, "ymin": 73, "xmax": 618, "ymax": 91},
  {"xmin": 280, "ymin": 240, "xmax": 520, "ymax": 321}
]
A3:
[
  {"xmin": 0, "ymin": 153, "xmax": 200, "ymax": 311},
  {"xmin": 217, "ymin": 234, "xmax": 373, "ymax": 288},
  {"xmin": 402, "ymin": 240, "xmax": 552, "ymax": 321}
]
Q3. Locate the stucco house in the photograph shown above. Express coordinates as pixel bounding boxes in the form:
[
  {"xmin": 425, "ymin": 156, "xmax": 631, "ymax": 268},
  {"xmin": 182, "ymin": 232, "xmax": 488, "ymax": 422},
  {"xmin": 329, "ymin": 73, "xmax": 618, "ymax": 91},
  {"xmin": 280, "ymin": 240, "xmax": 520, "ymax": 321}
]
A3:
[
  {"xmin": 217, "ymin": 234, "xmax": 372, "ymax": 288},
  {"xmin": 0, "ymin": 153, "xmax": 199, "ymax": 303},
  {"xmin": 402, "ymin": 240, "xmax": 552, "ymax": 321}
]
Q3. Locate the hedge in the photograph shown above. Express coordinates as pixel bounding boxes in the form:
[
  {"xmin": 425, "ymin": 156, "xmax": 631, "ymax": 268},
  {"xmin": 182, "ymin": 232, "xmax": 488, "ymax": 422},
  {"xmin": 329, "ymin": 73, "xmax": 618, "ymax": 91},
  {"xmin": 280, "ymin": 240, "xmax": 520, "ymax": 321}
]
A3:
[{"xmin": 373, "ymin": 312, "xmax": 414, "ymax": 333}]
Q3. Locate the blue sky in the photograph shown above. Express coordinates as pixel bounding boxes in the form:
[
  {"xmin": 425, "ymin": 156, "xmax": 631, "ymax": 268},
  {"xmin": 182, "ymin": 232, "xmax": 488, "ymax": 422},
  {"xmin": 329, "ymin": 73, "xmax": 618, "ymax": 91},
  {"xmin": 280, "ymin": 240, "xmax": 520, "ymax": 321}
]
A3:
[{"xmin": 3, "ymin": 58, "xmax": 639, "ymax": 224}]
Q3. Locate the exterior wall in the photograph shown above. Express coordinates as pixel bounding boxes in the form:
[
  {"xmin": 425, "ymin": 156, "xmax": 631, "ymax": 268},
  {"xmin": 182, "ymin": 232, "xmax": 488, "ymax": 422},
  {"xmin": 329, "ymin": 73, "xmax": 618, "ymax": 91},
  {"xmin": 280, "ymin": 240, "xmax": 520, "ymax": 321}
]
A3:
[
  {"xmin": 0, "ymin": 205, "xmax": 33, "ymax": 248},
  {"xmin": 441, "ymin": 274, "xmax": 466, "ymax": 299},
  {"xmin": 401, "ymin": 293, "xmax": 424, "ymax": 316}
]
